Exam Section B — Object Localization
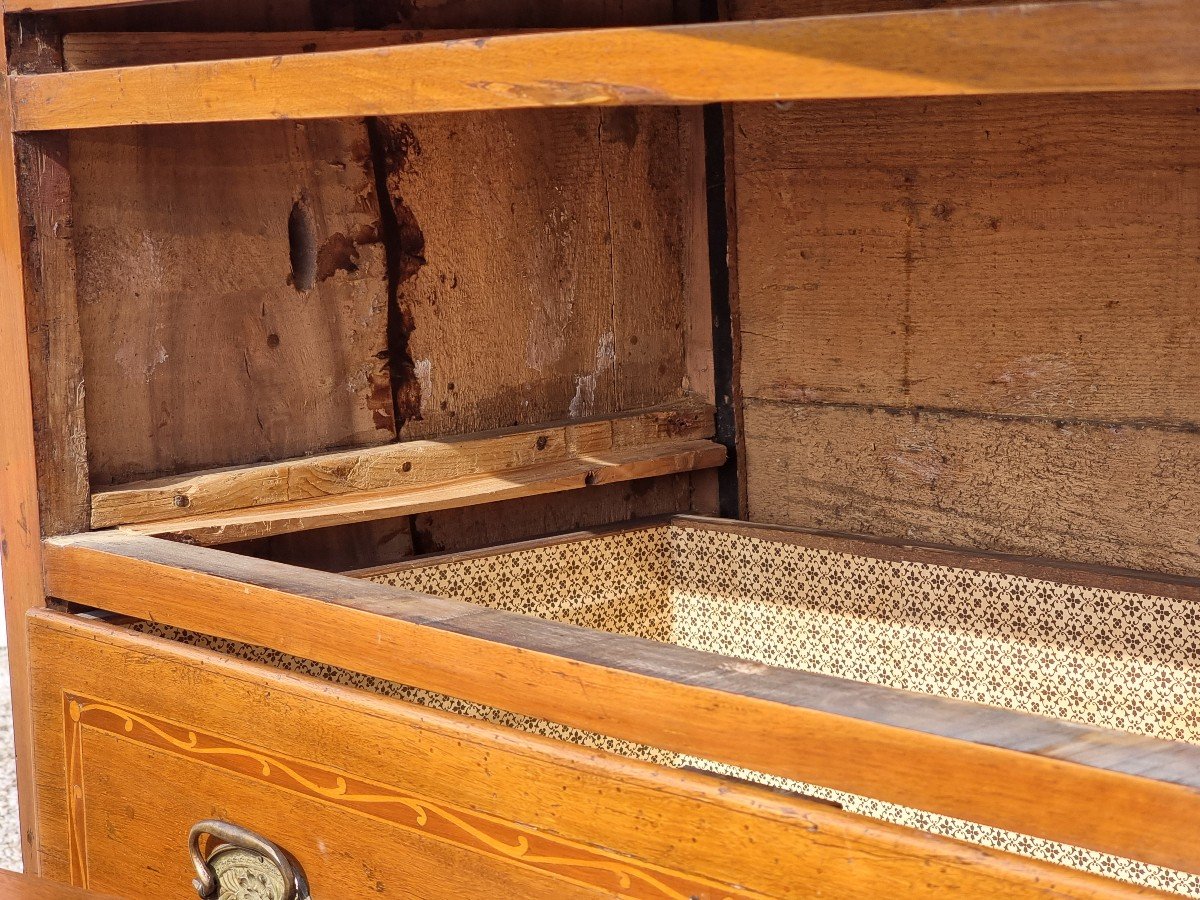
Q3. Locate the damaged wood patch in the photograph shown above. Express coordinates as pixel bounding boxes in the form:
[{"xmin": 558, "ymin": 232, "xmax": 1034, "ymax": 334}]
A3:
[{"xmin": 366, "ymin": 117, "xmax": 426, "ymax": 429}]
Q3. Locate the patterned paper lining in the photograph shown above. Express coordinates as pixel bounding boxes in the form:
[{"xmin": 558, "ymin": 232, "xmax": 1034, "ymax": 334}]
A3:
[{"xmin": 139, "ymin": 522, "xmax": 1200, "ymax": 895}]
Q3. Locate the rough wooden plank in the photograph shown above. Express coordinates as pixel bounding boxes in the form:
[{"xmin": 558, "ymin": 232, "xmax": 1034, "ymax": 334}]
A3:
[
  {"xmin": 743, "ymin": 399, "xmax": 1200, "ymax": 577},
  {"xmin": 375, "ymin": 105, "xmax": 696, "ymax": 439},
  {"xmin": 40, "ymin": 533, "xmax": 1200, "ymax": 876},
  {"xmin": 71, "ymin": 119, "xmax": 394, "ymax": 486},
  {"xmin": 15, "ymin": 138, "xmax": 87, "ymax": 536},
  {"xmin": 31, "ymin": 611, "xmax": 1167, "ymax": 899},
  {"xmin": 121, "ymin": 439, "xmax": 725, "ymax": 544},
  {"xmin": 12, "ymin": 1, "xmax": 1200, "ymax": 131},
  {"xmin": 734, "ymin": 93, "xmax": 1200, "ymax": 424},
  {"xmin": 10, "ymin": 18, "xmax": 88, "ymax": 538},
  {"xmin": 91, "ymin": 399, "xmax": 713, "ymax": 527}
]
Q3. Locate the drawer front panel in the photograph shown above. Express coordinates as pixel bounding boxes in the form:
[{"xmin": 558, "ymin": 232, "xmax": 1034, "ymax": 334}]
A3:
[
  {"xmin": 29, "ymin": 610, "xmax": 1167, "ymax": 899},
  {"xmin": 34, "ymin": 614, "xmax": 770, "ymax": 899}
]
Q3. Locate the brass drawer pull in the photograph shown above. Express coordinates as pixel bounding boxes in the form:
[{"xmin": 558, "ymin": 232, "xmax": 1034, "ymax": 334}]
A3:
[{"xmin": 189, "ymin": 820, "xmax": 311, "ymax": 900}]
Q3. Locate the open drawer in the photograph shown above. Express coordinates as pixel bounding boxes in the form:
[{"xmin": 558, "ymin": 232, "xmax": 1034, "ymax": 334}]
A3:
[
  {"xmin": 35, "ymin": 516, "xmax": 1200, "ymax": 897},
  {"xmin": 5, "ymin": 0, "xmax": 1200, "ymax": 895}
]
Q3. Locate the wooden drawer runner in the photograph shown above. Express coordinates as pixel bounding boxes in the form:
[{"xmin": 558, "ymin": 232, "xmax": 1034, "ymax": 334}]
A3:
[{"xmin": 26, "ymin": 610, "xmax": 1150, "ymax": 900}]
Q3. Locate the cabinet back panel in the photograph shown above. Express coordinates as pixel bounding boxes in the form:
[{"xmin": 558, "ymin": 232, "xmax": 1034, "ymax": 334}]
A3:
[{"xmin": 732, "ymin": 88, "xmax": 1200, "ymax": 575}]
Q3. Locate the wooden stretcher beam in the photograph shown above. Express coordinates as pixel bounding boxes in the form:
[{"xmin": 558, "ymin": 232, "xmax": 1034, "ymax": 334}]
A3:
[
  {"xmin": 43, "ymin": 530, "xmax": 1200, "ymax": 876},
  {"xmin": 112, "ymin": 438, "xmax": 725, "ymax": 544},
  {"xmin": 90, "ymin": 399, "xmax": 715, "ymax": 529},
  {"xmin": 10, "ymin": 0, "xmax": 1200, "ymax": 131}
]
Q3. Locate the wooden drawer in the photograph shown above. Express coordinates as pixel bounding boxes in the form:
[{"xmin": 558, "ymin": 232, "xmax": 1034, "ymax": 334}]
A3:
[
  {"xmin": 34, "ymin": 517, "xmax": 1200, "ymax": 898},
  {"xmin": 4, "ymin": 4, "xmax": 1200, "ymax": 894},
  {"xmin": 25, "ymin": 608, "xmax": 1135, "ymax": 900},
  {"xmin": 35, "ymin": 611, "xmax": 826, "ymax": 899}
]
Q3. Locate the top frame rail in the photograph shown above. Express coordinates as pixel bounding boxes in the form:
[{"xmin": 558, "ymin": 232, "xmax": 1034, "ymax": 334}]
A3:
[{"xmin": 8, "ymin": 0, "xmax": 1200, "ymax": 131}]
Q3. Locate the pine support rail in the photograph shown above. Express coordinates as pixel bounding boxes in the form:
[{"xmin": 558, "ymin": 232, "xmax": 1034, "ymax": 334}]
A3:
[
  {"xmin": 90, "ymin": 400, "xmax": 723, "ymax": 544},
  {"xmin": 10, "ymin": 0, "xmax": 1200, "ymax": 131},
  {"xmin": 42, "ymin": 530, "xmax": 1200, "ymax": 876}
]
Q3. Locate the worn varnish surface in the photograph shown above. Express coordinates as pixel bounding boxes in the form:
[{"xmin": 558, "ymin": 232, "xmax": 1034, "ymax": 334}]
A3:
[
  {"xmin": 29, "ymin": 610, "xmax": 1174, "ymax": 898},
  {"xmin": 729, "ymin": 11, "xmax": 1200, "ymax": 573}
]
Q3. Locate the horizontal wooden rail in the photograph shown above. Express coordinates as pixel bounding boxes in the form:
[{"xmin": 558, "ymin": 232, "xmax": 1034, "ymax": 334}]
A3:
[
  {"xmin": 44, "ymin": 531, "xmax": 1200, "ymax": 876},
  {"xmin": 12, "ymin": 0, "xmax": 1200, "ymax": 131},
  {"xmin": 91, "ymin": 399, "xmax": 715, "ymax": 529},
  {"xmin": 116, "ymin": 438, "xmax": 724, "ymax": 544}
]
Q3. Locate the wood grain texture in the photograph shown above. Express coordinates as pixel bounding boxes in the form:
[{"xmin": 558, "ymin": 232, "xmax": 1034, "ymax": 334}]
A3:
[
  {"xmin": 0, "ymin": 19, "xmax": 50, "ymax": 871},
  {"xmin": 90, "ymin": 399, "xmax": 713, "ymax": 527},
  {"xmin": 17, "ymin": 0, "xmax": 689, "ymax": 20},
  {"xmin": 30, "ymin": 611, "xmax": 1164, "ymax": 899},
  {"xmin": 9, "ymin": 18, "xmax": 88, "ymax": 539},
  {"xmin": 0, "ymin": 869, "xmax": 108, "ymax": 898},
  {"xmin": 735, "ymin": 94, "xmax": 1200, "ymax": 425},
  {"xmin": 118, "ymin": 438, "xmax": 725, "ymax": 544},
  {"xmin": 742, "ymin": 400, "xmax": 1200, "ymax": 576},
  {"xmin": 40, "ymin": 532, "xmax": 1200, "ymax": 875},
  {"xmin": 12, "ymin": 1, "xmax": 1200, "ymax": 131},
  {"xmin": 15, "ymin": 133, "xmax": 87, "ymax": 536},
  {"xmin": 71, "ymin": 119, "xmax": 395, "ymax": 485},
  {"xmin": 8, "ymin": 0, "xmax": 191, "ymax": 12},
  {"xmin": 374, "ymin": 105, "xmax": 699, "ymax": 439}
]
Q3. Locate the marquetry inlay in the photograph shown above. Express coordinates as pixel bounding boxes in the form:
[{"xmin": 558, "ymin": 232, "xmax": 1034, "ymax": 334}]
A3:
[{"xmin": 62, "ymin": 694, "xmax": 749, "ymax": 900}]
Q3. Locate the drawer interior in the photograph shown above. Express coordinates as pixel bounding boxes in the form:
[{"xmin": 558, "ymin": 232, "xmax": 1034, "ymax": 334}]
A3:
[{"xmin": 108, "ymin": 516, "xmax": 1200, "ymax": 897}]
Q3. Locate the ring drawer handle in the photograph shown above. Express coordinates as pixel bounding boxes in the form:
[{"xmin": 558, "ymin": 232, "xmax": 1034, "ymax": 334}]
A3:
[{"xmin": 189, "ymin": 819, "xmax": 311, "ymax": 900}]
